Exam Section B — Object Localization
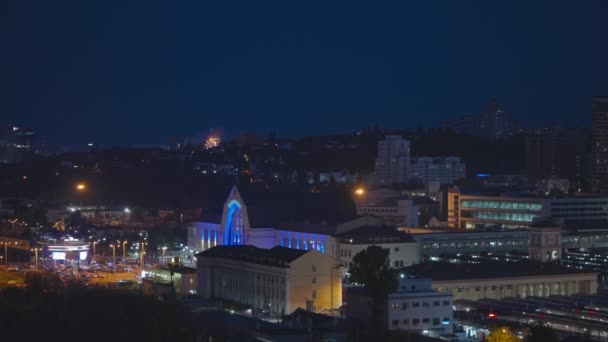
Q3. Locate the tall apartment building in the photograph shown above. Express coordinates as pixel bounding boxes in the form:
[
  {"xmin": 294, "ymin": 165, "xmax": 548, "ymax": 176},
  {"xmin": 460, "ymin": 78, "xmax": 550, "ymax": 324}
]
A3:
[
  {"xmin": 412, "ymin": 157, "xmax": 466, "ymax": 185},
  {"xmin": 374, "ymin": 136, "xmax": 411, "ymax": 185},
  {"xmin": 592, "ymin": 97, "xmax": 608, "ymax": 193}
]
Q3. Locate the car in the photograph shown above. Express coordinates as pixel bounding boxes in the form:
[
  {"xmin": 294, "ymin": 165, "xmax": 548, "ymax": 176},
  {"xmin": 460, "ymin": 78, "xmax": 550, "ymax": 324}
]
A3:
[{"xmin": 7, "ymin": 266, "xmax": 19, "ymax": 272}]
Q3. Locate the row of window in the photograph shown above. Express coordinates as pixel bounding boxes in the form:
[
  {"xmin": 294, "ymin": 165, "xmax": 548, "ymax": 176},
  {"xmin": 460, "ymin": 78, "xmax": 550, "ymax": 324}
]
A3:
[
  {"xmin": 391, "ymin": 317, "xmax": 450, "ymax": 327},
  {"xmin": 391, "ymin": 300, "xmax": 450, "ymax": 309},
  {"xmin": 422, "ymin": 240, "xmax": 527, "ymax": 249},
  {"xmin": 359, "ymin": 208, "xmax": 400, "ymax": 214},
  {"xmin": 461, "ymin": 200, "xmax": 542, "ymax": 211}
]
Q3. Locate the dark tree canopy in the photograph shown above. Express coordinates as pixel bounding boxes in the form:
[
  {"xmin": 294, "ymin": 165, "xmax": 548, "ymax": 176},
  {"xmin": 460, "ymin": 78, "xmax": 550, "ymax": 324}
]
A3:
[
  {"xmin": 350, "ymin": 245, "xmax": 398, "ymax": 299},
  {"xmin": 526, "ymin": 324, "xmax": 559, "ymax": 342}
]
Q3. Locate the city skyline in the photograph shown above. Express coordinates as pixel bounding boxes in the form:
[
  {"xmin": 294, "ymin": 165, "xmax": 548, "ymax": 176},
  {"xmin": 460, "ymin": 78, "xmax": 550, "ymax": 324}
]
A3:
[{"xmin": 2, "ymin": 1, "xmax": 608, "ymax": 147}]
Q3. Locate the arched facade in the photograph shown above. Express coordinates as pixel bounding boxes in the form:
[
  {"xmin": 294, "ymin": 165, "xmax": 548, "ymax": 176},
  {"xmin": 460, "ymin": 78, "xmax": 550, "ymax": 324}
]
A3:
[{"xmin": 219, "ymin": 187, "xmax": 251, "ymax": 246}]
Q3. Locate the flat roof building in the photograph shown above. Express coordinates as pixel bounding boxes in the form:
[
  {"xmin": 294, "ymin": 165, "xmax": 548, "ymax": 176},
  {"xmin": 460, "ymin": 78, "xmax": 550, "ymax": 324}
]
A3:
[{"xmin": 196, "ymin": 245, "xmax": 342, "ymax": 317}]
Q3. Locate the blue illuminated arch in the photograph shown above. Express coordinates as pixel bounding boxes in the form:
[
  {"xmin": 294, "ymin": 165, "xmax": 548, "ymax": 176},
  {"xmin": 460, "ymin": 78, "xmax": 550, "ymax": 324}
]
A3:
[{"xmin": 224, "ymin": 200, "xmax": 243, "ymax": 245}]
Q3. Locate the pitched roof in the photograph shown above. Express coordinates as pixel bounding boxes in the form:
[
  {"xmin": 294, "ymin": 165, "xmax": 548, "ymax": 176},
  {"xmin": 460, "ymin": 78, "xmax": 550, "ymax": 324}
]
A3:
[
  {"xmin": 238, "ymin": 188, "xmax": 357, "ymax": 227},
  {"xmin": 196, "ymin": 245, "xmax": 309, "ymax": 268}
]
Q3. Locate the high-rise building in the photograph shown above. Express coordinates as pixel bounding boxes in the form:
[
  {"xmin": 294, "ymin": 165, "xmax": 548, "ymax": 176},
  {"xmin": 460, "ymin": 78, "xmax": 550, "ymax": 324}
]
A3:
[
  {"xmin": 0, "ymin": 126, "xmax": 35, "ymax": 164},
  {"xmin": 446, "ymin": 100, "xmax": 520, "ymax": 140},
  {"xmin": 412, "ymin": 156, "xmax": 466, "ymax": 185},
  {"xmin": 525, "ymin": 128, "xmax": 590, "ymax": 183},
  {"xmin": 374, "ymin": 135, "xmax": 411, "ymax": 185},
  {"xmin": 592, "ymin": 97, "xmax": 608, "ymax": 193}
]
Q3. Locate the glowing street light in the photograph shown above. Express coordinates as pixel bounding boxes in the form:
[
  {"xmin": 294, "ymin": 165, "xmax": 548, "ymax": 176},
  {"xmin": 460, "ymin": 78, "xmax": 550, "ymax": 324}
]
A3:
[
  {"xmin": 75, "ymin": 183, "xmax": 87, "ymax": 192},
  {"xmin": 354, "ymin": 187, "xmax": 365, "ymax": 196},
  {"xmin": 31, "ymin": 247, "xmax": 41, "ymax": 270},
  {"xmin": 161, "ymin": 246, "xmax": 167, "ymax": 265},
  {"xmin": 110, "ymin": 244, "xmax": 116, "ymax": 265},
  {"xmin": 92, "ymin": 241, "xmax": 98, "ymax": 261},
  {"xmin": 122, "ymin": 240, "xmax": 128, "ymax": 264}
]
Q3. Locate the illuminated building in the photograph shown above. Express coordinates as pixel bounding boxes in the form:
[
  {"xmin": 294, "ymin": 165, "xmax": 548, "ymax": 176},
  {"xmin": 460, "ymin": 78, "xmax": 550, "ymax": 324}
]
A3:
[
  {"xmin": 142, "ymin": 265, "xmax": 197, "ymax": 298},
  {"xmin": 188, "ymin": 186, "xmax": 352, "ymax": 257},
  {"xmin": 196, "ymin": 245, "xmax": 342, "ymax": 316},
  {"xmin": 592, "ymin": 96, "xmax": 608, "ymax": 193},
  {"xmin": 0, "ymin": 126, "xmax": 35, "ymax": 164},
  {"xmin": 407, "ymin": 261, "xmax": 597, "ymax": 301},
  {"xmin": 374, "ymin": 136, "xmax": 412, "ymax": 185},
  {"xmin": 387, "ymin": 276, "xmax": 453, "ymax": 336},
  {"xmin": 355, "ymin": 197, "xmax": 419, "ymax": 226},
  {"xmin": 448, "ymin": 188, "xmax": 608, "ymax": 229},
  {"xmin": 188, "ymin": 187, "xmax": 419, "ymax": 269},
  {"xmin": 47, "ymin": 239, "xmax": 90, "ymax": 264}
]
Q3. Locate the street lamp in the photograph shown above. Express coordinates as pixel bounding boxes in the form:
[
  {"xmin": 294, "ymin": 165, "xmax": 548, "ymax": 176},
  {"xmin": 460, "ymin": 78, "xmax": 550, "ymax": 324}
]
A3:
[
  {"xmin": 354, "ymin": 187, "xmax": 365, "ymax": 197},
  {"xmin": 31, "ymin": 248, "xmax": 40, "ymax": 270},
  {"xmin": 1, "ymin": 242, "xmax": 7, "ymax": 265},
  {"xmin": 92, "ymin": 241, "xmax": 98, "ymax": 262},
  {"xmin": 122, "ymin": 240, "xmax": 127, "ymax": 264},
  {"xmin": 110, "ymin": 244, "xmax": 116, "ymax": 265},
  {"xmin": 140, "ymin": 251, "xmax": 146, "ymax": 270},
  {"xmin": 161, "ymin": 246, "xmax": 167, "ymax": 265},
  {"xmin": 76, "ymin": 183, "xmax": 87, "ymax": 192}
]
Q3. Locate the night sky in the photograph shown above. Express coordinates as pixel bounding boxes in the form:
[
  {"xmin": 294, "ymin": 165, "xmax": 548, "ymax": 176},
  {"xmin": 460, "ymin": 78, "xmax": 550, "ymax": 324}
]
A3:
[{"xmin": 2, "ymin": 1, "xmax": 608, "ymax": 147}]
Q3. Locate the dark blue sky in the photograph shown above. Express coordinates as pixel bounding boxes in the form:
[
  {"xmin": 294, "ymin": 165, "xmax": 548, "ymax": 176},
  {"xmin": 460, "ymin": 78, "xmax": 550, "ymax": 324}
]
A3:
[{"xmin": 2, "ymin": 1, "xmax": 608, "ymax": 147}]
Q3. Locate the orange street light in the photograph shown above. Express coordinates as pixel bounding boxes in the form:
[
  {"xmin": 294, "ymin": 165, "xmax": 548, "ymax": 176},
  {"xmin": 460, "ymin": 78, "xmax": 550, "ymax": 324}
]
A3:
[
  {"xmin": 76, "ymin": 183, "xmax": 87, "ymax": 192},
  {"xmin": 354, "ymin": 187, "xmax": 365, "ymax": 196}
]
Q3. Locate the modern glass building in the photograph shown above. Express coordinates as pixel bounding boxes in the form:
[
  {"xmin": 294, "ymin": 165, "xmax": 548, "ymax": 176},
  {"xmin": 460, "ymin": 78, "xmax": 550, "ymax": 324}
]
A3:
[{"xmin": 448, "ymin": 189, "xmax": 608, "ymax": 229}]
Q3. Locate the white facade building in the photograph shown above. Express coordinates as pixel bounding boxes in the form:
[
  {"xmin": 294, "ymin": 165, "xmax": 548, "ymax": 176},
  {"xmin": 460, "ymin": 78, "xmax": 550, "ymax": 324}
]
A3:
[
  {"xmin": 356, "ymin": 198, "xmax": 419, "ymax": 226},
  {"xmin": 388, "ymin": 276, "xmax": 453, "ymax": 336},
  {"xmin": 374, "ymin": 136, "xmax": 412, "ymax": 185}
]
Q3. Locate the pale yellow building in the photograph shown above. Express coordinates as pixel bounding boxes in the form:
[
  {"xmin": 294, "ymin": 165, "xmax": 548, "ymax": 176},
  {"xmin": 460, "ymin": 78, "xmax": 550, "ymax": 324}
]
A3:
[
  {"xmin": 406, "ymin": 261, "xmax": 598, "ymax": 301},
  {"xmin": 196, "ymin": 245, "xmax": 342, "ymax": 316}
]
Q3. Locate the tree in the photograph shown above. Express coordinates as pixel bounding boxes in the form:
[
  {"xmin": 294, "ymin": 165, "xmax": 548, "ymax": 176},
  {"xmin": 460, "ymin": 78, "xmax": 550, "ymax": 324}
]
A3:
[
  {"xmin": 350, "ymin": 246, "xmax": 398, "ymax": 336},
  {"xmin": 487, "ymin": 327, "xmax": 518, "ymax": 342},
  {"xmin": 350, "ymin": 245, "xmax": 398, "ymax": 299},
  {"xmin": 526, "ymin": 324, "xmax": 559, "ymax": 342}
]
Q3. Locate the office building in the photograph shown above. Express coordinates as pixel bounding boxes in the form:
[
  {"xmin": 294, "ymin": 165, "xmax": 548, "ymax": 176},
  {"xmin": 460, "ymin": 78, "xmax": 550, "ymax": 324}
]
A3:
[
  {"xmin": 196, "ymin": 245, "xmax": 342, "ymax": 316},
  {"xmin": 374, "ymin": 136, "xmax": 411, "ymax": 185},
  {"xmin": 592, "ymin": 97, "xmax": 608, "ymax": 193},
  {"xmin": 447, "ymin": 189, "xmax": 608, "ymax": 229},
  {"xmin": 412, "ymin": 157, "xmax": 466, "ymax": 185},
  {"xmin": 388, "ymin": 276, "xmax": 453, "ymax": 336}
]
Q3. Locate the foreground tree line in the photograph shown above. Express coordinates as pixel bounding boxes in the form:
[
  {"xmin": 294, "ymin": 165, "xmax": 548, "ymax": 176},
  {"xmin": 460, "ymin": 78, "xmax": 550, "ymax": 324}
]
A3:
[{"xmin": 0, "ymin": 271, "xmax": 196, "ymax": 342}]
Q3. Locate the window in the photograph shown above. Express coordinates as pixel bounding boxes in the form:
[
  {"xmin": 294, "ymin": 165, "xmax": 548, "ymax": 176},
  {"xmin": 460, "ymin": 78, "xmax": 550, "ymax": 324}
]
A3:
[
  {"xmin": 392, "ymin": 320, "xmax": 399, "ymax": 326},
  {"xmin": 413, "ymin": 319, "xmax": 420, "ymax": 325},
  {"xmin": 433, "ymin": 301, "xmax": 440, "ymax": 306},
  {"xmin": 312, "ymin": 277, "xmax": 316, "ymax": 284},
  {"xmin": 422, "ymin": 318, "xmax": 430, "ymax": 323},
  {"xmin": 312, "ymin": 290, "xmax": 316, "ymax": 299},
  {"xmin": 391, "ymin": 303, "xmax": 400, "ymax": 309},
  {"xmin": 394, "ymin": 247, "xmax": 399, "ymax": 252},
  {"xmin": 413, "ymin": 302, "xmax": 420, "ymax": 307},
  {"xmin": 402, "ymin": 319, "xmax": 409, "ymax": 325},
  {"xmin": 402, "ymin": 303, "xmax": 408, "ymax": 310},
  {"xmin": 443, "ymin": 300, "xmax": 450, "ymax": 306},
  {"xmin": 433, "ymin": 318, "xmax": 440, "ymax": 326},
  {"xmin": 422, "ymin": 302, "xmax": 429, "ymax": 307},
  {"xmin": 394, "ymin": 260, "xmax": 399, "ymax": 268}
]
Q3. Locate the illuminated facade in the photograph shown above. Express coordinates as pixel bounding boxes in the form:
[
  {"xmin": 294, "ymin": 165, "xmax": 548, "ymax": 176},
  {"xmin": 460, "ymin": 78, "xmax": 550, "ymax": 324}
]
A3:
[
  {"xmin": 188, "ymin": 186, "xmax": 336, "ymax": 256},
  {"xmin": 448, "ymin": 189, "xmax": 608, "ymax": 229},
  {"xmin": 196, "ymin": 245, "xmax": 342, "ymax": 316}
]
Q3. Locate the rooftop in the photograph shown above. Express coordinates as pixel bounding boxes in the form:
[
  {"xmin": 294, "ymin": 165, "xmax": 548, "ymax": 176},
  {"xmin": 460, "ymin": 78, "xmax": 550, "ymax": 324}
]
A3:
[
  {"xmin": 196, "ymin": 245, "xmax": 308, "ymax": 268},
  {"xmin": 403, "ymin": 261, "xmax": 594, "ymax": 281},
  {"xmin": 335, "ymin": 225, "xmax": 416, "ymax": 244}
]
